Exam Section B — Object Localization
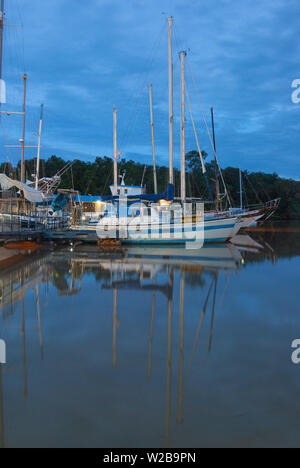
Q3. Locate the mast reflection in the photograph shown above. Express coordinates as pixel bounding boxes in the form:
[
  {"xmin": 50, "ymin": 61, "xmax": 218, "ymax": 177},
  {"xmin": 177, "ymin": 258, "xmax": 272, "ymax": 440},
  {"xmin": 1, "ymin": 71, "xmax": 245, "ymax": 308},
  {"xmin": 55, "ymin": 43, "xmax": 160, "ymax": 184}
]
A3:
[
  {"xmin": 0, "ymin": 363, "xmax": 4, "ymax": 448},
  {"xmin": 0, "ymin": 235, "xmax": 272, "ymax": 448}
]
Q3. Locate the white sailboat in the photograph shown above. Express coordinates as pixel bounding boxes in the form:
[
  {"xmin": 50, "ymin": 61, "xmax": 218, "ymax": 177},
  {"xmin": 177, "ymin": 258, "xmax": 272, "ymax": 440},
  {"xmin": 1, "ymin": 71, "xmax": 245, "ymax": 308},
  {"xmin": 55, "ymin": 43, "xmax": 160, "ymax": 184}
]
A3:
[{"xmin": 81, "ymin": 18, "xmax": 242, "ymax": 245}]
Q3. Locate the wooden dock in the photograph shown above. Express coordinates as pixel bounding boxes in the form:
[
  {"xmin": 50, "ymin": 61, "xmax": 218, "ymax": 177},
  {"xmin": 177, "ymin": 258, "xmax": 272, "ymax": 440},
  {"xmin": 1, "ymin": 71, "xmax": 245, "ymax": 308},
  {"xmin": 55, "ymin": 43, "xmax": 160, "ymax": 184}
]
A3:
[
  {"xmin": 0, "ymin": 225, "xmax": 99, "ymax": 244},
  {"xmin": 0, "ymin": 215, "xmax": 68, "ymax": 242},
  {"xmin": 42, "ymin": 228, "xmax": 99, "ymax": 242},
  {"xmin": 0, "ymin": 230, "xmax": 43, "ymax": 242}
]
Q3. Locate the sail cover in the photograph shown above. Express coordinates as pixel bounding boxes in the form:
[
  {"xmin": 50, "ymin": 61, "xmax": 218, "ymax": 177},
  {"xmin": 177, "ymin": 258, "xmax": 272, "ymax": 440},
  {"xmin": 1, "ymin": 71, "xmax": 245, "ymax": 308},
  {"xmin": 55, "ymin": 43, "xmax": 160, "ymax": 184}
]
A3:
[
  {"xmin": 102, "ymin": 184, "xmax": 175, "ymax": 204},
  {"xmin": 0, "ymin": 174, "xmax": 44, "ymax": 203}
]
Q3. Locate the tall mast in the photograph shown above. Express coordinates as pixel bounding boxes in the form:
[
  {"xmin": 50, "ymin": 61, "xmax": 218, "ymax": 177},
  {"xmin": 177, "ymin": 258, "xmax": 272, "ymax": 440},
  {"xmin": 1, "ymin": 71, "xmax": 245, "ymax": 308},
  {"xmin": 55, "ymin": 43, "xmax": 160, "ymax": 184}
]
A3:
[
  {"xmin": 21, "ymin": 297, "xmax": 28, "ymax": 397},
  {"xmin": 168, "ymin": 17, "xmax": 173, "ymax": 185},
  {"xmin": 208, "ymin": 272, "xmax": 218, "ymax": 353},
  {"xmin": 147, "ymin": 278, "xmax": 156, "ymax": 380},
  {"xmin": 239, "ymin": 167, "xmax": 243, "ymax": 209},
  {"xmin": 0, "ymin": 0, "xmax": 4, "ymax": 92},
  {"xmin": 210, "ymin": 107, "xmax": 220, "ymax": 211},
  {"xmin": 148, "ymin": 84, "xmax": 157, "ymax": 193},
  {"xmin": 0, "ymin": 0, "xmax": 5, "ymax": 121},
  {"xmin": 179, "ymin": 51, "xmax": 186, "ymax": 202},
  {"xmin": 113, "ymin": 287, "xmax": 117, "ymax": 367},
  {"xmin": 36, "ymin": 284, "xmax": 44, "ymax": 360},
  {"xmin": 35, "ymin": 104, "xmax": 44, "ymax": 190},
  {"xmin": 20, "ymin": 74, "xmax": 27, "ymax": 183},
  {"xmin": 0, "ymin": 363, "xmax": 4, "ymax": 448},
  {"xmin": 177, "ymin": 270, "xmax": 185, "ymax": 424},
  {"xmin": 113, "ymin": 108, "xmax": 118, "ymax": 191},
  {"xmin": 165, "ymin": 268, "xmax": 174, "ymax": 448}
]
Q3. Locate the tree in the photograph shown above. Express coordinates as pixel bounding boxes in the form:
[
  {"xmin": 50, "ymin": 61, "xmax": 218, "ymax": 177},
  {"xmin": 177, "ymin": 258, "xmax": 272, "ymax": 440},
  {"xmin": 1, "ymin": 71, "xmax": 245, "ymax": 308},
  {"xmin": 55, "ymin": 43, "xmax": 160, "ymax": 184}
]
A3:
[
  {"xmin": 1, "ymin": 153, "xmax": 299, "ymax": 219},
  {"xmin": 185, "ymin": 150, "xmax": 208, "ymax": 172}
]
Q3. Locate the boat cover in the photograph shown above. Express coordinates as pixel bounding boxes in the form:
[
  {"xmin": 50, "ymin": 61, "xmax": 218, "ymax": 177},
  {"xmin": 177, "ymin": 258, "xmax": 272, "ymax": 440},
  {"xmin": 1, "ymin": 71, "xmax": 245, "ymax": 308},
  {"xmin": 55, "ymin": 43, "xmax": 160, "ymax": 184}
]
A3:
[
  {"xmin": 0, "ymin": 174, "xmax": 44, "ymax": 203},
  {"xmin": 102, "ymin": 183, "xmax": 175, "ymax": 204}
]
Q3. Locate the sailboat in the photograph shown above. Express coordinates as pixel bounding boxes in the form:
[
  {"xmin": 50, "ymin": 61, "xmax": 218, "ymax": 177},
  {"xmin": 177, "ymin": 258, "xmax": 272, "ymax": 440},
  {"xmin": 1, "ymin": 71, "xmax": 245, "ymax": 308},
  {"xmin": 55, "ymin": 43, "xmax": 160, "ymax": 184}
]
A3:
[
  {"xmin": 73, "ymin": 19, "xmax": 242, "ymax": 245},
  {"xmin": 0, "ymin": 2, "xmax": 74, "ymax": 231}
]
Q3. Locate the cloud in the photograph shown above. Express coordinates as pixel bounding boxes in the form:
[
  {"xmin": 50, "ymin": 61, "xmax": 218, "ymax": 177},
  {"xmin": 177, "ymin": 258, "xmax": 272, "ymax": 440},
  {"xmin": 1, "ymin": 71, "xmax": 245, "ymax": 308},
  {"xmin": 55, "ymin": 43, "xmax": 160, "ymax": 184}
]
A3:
[{"xmin": 0, "ymin": 0, "xmax": 299, "ymax": 178}]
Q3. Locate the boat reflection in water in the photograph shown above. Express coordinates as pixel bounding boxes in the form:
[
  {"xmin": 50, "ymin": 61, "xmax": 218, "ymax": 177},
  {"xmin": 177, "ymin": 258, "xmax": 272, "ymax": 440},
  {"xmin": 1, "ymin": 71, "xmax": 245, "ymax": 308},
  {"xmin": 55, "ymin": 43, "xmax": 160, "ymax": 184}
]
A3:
[
  {"xmin": 99, "ymin": 244, "xmax": 242, "ymax": 447},
  {"xmin": 0, "ymin": 237, "xmax": 268, "ymax": 448}
]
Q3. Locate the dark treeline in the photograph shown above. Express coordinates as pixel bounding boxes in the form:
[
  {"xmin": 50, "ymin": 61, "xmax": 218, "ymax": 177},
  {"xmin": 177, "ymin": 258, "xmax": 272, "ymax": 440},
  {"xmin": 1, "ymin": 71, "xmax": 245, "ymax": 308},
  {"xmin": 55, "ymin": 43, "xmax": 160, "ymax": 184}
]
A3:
[{"xmin": 1, "ymin": 151, "xmax": 299, "ymax": 218}]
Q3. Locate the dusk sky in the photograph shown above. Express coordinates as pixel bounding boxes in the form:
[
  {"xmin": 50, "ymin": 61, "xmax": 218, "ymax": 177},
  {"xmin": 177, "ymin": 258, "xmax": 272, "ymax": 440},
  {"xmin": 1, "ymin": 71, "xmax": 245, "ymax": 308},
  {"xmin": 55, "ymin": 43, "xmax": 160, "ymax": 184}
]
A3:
[{"xmin": 1, "ymin": 0, "xmax": 300, "ymax": 180}]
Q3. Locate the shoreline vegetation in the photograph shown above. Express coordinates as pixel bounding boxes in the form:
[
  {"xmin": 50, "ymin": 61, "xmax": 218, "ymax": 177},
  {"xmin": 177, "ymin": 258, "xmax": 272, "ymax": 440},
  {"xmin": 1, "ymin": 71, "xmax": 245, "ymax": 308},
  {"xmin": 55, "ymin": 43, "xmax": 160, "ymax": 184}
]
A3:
[{"xmin": 1, "ymin": 151, "xmax": 299, "ymax": 219}]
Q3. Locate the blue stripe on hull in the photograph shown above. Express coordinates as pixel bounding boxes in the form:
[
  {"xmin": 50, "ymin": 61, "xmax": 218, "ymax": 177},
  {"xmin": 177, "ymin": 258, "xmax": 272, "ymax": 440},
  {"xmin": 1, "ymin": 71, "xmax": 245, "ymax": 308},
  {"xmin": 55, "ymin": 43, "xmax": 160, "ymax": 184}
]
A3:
[
  {"xmin": 126, "ymin": 223, "xmax": 234, "ymax": 235},
  {"xmin": 122, "ymin": 237, "xmax": 228, "ymax": 245}
]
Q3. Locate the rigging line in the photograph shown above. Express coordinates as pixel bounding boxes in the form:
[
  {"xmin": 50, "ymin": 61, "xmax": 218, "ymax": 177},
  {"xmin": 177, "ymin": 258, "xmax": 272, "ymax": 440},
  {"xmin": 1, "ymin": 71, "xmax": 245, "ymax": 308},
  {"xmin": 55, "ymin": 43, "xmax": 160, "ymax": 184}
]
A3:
[
  {"xmin": 173, "ymin": 27, "xmax": 206, "ymax": 200},
  {"xmin": 172, "ymin": 20, "xmax": 188, "ymax": 57},
  {"xmin": 119, "ymin": 21, "xmax": 166, "ymax": 153},
  {"xmin": 121, "ymin": 48, "xmax": 165, "ymax": 156},
  {"xmin": 255, "ymin": 176, "xmax": 271, "ymax": 202},
  {"xmin": 244, "ymin": 172, "xmax": 263, "ymax": 204},
  {"xmin": 101, "ymin": 162, "xmax": 114, "ymax": 196},
  {"xmin": 187, "ymin": 172, "xmax": 191, "ymax": 198},
  {"xmin": 71, "ymin": 166, "xmax": 74, "ymax": 191},
  {"xmin": 141, "ymin": 164, "xmax": 147, "ymax": 187},
  {"xmin": 185, "ymin": 278, "xmax": 214, "ymax": 385},
  {"xmin": 185, "ymin": 57, "xmax": 232, "ymax": 208},
  {"xmin": 216, "ymin": 275, "xmax": 229, "ymax": 317},
  {"xmin": 84, "ymin": 177, "xmax": 92, "ymax": 196},
  {"xmin": 185, "ymin": 84, "xmax": 206, "ymax": 175},
  {"xmin": 14, "ymin": 0, "xmax": 26, "ymax": 72},
  {"xmin": 0, "ymin": 113, "xmax": 18, "ymax": 165},
  {"xmin": 185, "ymin": 83, "xmax": 215, "ymax": 205},
  {"xmin": 208, "ymin": 272, "xmax": 218, "ymax": 353},
  {"xmin": 173, "ymin": 24, "xmax": 230, "ymax": 206},
  {"xmin": 191, "ymin": 169, "xmax": 208, "ymax": 199},
  {"xmin": 5, "ymin": 2, "xmax": 23, "ymax": 74},
  {"xmin": 243, "ymin": 174, "xmax": 250, "ymax": 208}
]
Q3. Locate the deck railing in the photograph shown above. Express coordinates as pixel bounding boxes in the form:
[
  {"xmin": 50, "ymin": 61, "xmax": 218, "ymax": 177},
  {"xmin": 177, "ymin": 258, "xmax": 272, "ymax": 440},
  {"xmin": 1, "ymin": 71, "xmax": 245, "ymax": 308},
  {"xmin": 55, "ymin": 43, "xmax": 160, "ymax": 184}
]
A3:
[{"xmin": 0, "ymin": 212, "xmax": 70, "ymax": 235}]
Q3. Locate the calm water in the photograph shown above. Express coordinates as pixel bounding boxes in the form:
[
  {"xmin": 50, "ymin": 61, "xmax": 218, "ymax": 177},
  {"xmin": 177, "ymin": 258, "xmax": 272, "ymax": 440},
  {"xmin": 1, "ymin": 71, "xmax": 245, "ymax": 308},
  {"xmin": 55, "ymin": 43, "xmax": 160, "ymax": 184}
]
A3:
[{"xmin": 0, "ymin": 226, "xmax": 300, "ymax": 448}]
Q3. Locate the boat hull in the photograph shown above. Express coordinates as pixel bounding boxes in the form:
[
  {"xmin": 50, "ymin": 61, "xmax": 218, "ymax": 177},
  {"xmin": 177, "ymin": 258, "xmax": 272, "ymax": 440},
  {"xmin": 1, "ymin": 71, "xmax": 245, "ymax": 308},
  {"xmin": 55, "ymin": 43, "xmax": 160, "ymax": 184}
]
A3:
[{"xmin": 98, "ymin": 216, "xmax": 242, "ymax": 245}]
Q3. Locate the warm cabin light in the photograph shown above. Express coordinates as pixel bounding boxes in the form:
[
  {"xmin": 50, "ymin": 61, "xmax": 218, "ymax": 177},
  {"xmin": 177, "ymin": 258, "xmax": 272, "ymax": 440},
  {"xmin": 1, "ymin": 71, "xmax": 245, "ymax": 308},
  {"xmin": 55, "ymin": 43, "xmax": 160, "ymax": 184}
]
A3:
[{"xmin": 159, "ymin": 199, "xmax": 172, "ymax": 206}]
